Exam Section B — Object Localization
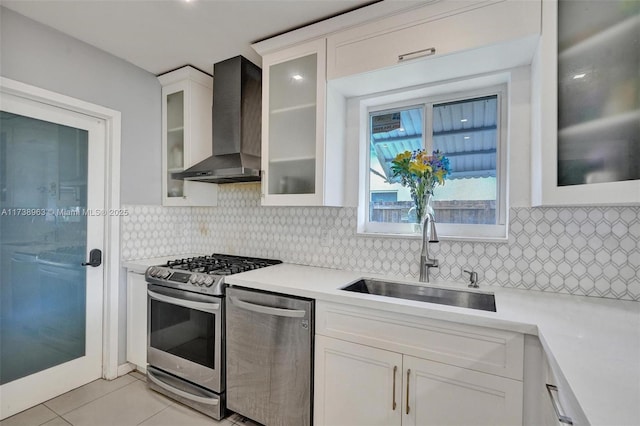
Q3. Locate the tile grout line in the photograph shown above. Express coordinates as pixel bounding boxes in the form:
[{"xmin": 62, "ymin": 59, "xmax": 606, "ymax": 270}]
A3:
[
  {"xmin": 51, "ymin": 378, "xmax": 141, "ymax": 420},
  {"xmin": 134, "ymin": 404, "xmax": 172, "ymax": 426},
  {"xmin": 32, "ymin": 405, "xmax": 58, "ymax": 426}
]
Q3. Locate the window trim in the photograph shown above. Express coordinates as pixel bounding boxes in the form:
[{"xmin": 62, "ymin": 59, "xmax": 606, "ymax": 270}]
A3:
[{"xmin": 358, "ymin": 82, "xmax": 509, "ymax": 240}]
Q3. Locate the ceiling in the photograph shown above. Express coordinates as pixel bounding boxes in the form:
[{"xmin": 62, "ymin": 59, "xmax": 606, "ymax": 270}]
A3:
[{"xmin": 1, "ymin": 0, "xmax": 388, "ymax": 76}]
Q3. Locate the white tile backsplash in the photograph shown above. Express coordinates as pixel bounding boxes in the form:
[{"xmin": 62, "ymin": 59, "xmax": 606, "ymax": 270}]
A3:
[{"xmin": 121, "ymin": 183, "xmax": 640, "ymax": 301}]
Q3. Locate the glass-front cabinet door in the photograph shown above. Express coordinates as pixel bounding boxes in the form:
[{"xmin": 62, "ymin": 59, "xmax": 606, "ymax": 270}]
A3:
[
  {"xmin": 165, "ymin": 89, "xmax": 185, "ymax": 200},
  {"xmin": 262, "ymin": 39, "xmax": 327, "ymax": 205},
  {"xmin": 533, "ymin": 0, "xmax": 640, "ymax": 205},
  {"xmin": 557, "ymin": 0, "xmax": 639, "ymax": 187},
  {"xmin": 159, "ymin": 66, "xmax": 217, "ymax": 207}
]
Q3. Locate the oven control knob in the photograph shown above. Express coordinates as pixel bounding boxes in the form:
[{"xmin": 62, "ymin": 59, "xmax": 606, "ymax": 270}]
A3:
[
  {"xmin": 147, "ymin": 267, "xmax": 156, "ymax": 277},
  {"xmin": 197, "ymin": 276, "xmax": 206, "ymax": 286},
  {"xmin": 204, "ymin": 276, "xmax": 214, "ymax": 287},
  {"xmin": 189, "ymin": 274, "xmax": 198, "ymax": 284},
  {"xmin": 161, "ymin": 270, "xmax": 171, "ymax": 279}
]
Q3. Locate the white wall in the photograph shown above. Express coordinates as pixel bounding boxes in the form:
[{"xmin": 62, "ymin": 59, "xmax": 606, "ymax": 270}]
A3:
[
  {"xmin": 0, "ymin": 6, "xmax": 162, "ymax": 205},
  {"xmin": 1, "ymin": 7, "xmax": 163, "ymax": 365}
]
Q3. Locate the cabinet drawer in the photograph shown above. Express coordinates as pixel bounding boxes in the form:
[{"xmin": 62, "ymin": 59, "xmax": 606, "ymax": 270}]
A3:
[
  {"xmin": 316, "ymin": 301, "xmax": 523, "ymax": 380},
  {"xmin": 327, "ymin": 0, "xmax": 541, "ymax": 80}
]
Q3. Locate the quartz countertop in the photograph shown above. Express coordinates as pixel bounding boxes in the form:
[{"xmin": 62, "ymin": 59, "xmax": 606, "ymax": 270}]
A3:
[
  {"xmin": 224, "ymin": 263, "xmax": 640, "ymax": 426},
  {"xmin": 123, "ymin": 258, "xmax": 640, "ymax": 425},
  {"xmin": 122, "ymin": 254, "xmax": 204, "ymax": 274}
]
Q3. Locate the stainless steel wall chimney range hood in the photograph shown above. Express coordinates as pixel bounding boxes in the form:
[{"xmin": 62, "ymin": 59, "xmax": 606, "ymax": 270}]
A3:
[{"xmin": 172, "ymin": 56, "xmax": 262, "ymax": 183}]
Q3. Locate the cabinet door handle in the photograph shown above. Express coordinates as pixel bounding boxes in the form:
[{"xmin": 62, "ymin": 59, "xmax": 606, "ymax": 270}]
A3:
[
  {"xmin": 398, "ymin": 47, "xmax": 436, "ymax": 63},
  {"xmin": 392, "ymin": 365, "xmax": 397, "ymax": 410},
  {"xmin": 546, "ymin": 384, "xmax": 573, "ymax": 424},
  {"xmin": 406, "ymin": 368, "xmax": 411, "ymax": 415}
]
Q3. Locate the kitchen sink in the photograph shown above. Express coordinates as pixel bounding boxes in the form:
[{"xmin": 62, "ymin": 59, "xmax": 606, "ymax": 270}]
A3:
[{"xmin": 341, "ymin": 278, "xmax": 496, "ymax": 312}]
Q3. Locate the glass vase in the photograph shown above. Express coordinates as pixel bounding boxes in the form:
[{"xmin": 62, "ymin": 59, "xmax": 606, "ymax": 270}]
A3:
[{"xmin": 412, "ymin": 191, "xmax": 434, "ymax": 234}]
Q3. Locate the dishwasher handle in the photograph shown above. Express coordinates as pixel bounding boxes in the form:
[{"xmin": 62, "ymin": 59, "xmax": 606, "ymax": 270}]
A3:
[{"xmin": 229, "ymin": 296, "xmax": 306, "ymax": 318}]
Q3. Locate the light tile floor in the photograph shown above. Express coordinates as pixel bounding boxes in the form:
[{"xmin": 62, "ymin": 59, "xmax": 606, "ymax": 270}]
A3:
[{"xmin": 0, "ymin": 372, "xmax": 261, "ymax": 426}]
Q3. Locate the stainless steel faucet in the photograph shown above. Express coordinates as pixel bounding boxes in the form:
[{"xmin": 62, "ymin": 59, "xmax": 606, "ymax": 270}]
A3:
[
  {"xmin": 419, "ymin": 213, "xmax": 439, "ymax": 283},
  {"xmin": 464, "ymin": 270, "xmax": 479, "ymax": 288}
]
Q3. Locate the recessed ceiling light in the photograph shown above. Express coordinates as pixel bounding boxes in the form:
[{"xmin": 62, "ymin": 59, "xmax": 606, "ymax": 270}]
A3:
[
  {"xmin": 398, "ymin": 127, "xmax": 405, "ymax": 132},
  {"xmin": 460, "ymin": 118, "xmax": 468, "ymax": 123},
  {"xmin": 292, "ymin": 74, "xmax": 303, "ymax": 81},
  {"xmin": 573, "ymin": 73, "xmax": 586, "ymax": 79},
  {"xmin": 464, "ymin": 136, "xmax": 470, "ymax": 140}
]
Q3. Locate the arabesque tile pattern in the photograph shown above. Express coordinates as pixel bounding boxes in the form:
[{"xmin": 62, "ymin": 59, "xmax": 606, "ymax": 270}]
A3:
[{"xmin": 121, "ymin": 184, "xmax": 640, "ymax": 301}]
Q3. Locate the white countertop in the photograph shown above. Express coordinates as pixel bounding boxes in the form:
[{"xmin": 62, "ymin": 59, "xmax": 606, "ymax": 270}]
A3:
[
  {"xmin": 122, "ymin": 254, "xmax": 204, "ymax": 274},
  {"xmin": 123, "ymin": 258, "xmax": 640, "ymax": 425},
  {"xmin": 224, "ymin": 263, "xmax": 640, "ymax": 426}
]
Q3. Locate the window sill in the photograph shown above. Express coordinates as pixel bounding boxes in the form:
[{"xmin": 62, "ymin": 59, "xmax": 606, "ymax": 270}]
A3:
[{"xmin": 355, "ymin": 230, "xmax": 509, "ymax": 243}]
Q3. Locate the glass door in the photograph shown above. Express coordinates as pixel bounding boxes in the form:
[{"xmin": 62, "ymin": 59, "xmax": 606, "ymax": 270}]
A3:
[{"xmin": 0, "ymin": 92, "xmax": 105, "ymax": 419}]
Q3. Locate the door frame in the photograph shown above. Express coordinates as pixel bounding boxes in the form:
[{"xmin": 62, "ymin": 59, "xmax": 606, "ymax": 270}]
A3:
[{"xmin": 0, "ymin": 77, "xmax": 122, "ymax": 380}]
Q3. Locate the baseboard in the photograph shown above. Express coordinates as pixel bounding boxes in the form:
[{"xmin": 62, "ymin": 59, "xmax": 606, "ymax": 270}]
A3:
[{"xmin": 117, "ymin": 363, "xmax": 135, "ymax": 377}]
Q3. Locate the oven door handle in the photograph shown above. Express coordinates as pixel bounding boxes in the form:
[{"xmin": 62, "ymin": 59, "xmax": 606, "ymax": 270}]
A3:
[
  {"xmin": 147, "ymin": 368, "xmax": 219, "ymax": 406},
  {"xmin": 229, "ymin": 296, "xmax": 306, "ymax": 318},
  {"xmin": 147, "ymin": 289, "xmax": 220, "ymax": 314}
]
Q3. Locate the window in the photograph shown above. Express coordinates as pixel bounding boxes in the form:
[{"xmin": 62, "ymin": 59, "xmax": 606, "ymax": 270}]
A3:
[{"xmin": 363, "ymin": 85, "xmax": 507, "ymax": 239}]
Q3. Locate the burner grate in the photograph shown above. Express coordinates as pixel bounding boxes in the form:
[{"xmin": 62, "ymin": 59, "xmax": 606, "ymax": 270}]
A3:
[{"xmin": 164, "ymin": 254, "xmax": 281, "ymax": 275}]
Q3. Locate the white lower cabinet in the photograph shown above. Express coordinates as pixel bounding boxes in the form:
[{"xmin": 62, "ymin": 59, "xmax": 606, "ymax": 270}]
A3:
[
  {"xmin": 315, "ymin": 336, "xmax": 523, "ymax": 426},
  {"xmin": 314, "ymin": 301, "xmax": 524, "ymax": 425},
  {"xmin": 315, "ymin": 336, "xmax": 402, "ymax": 426},
  {"xmin": 126, "ymin": 271, "xmax": 147, "ymax": 371},
  {"xmin": 404, "ymin": 355, "xmax": 523, "ymax": 426}
]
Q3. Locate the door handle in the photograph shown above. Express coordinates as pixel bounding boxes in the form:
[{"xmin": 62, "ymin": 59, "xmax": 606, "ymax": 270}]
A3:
[
  {"xmin": 546, "ymin": 384, "xmax": 573, "ymax": 424},
  {"xmin": 406, "ymin": 368, "xmax": 411, "ymax": 415},
  {"xmin": 82, "ymin": 249, "xmax": 102, "ymax": 267},
  {"xmin": 398, "ymin": 47, "xmax": 436, "ymax": 62},
  {"xmin": 392, "ymin": 365, "xmax": 397, "ymax": 410}
]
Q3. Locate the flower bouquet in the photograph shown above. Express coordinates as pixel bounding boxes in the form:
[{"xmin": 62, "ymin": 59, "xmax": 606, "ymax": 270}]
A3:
[{"xmin": 390, "ymin": 150, "xmax": 451, "ymax": 225}]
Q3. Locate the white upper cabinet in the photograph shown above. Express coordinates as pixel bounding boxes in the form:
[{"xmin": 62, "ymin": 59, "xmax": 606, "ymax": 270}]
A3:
[
  {"xmin": 532, "ymin": 0, "xmax": 640, "ymax": 206},
  {"xmin": 327, "ymin": 0, "xmax": 542, "ymax": 81},
  {"xmin": 159, "ymin": 66, "xmax": 218, "ymax": 206},
  {"xmin": 260, "ymin": 39, "xmax": 345, "ymax": 206},
  {"xmin": 253, "ymin": 0, "xmax": 544, "ymax": 206}
]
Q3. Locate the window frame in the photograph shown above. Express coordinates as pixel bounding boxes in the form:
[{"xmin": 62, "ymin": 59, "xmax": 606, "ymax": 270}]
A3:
[{"xmin": 360, "ymin": 84, "xmax": 509, "ymax": 240}]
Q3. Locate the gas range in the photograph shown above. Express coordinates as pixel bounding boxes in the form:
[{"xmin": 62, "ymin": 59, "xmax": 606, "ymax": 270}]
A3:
[{"xmin": 145, "ymin": 253, "xmax": 282, "ymax": 296}]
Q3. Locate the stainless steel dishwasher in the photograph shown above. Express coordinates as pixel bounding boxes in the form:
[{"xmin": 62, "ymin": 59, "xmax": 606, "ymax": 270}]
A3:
[{"xmin": 226, "ymin": 286, "xmax": 313, "ymax": 426}]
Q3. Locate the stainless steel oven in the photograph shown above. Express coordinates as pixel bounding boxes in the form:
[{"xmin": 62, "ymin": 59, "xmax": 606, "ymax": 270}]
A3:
[
  {"xmin": 146, "ymin": 276, "xmax": 225, "ymax": 419},
  {"xmin": 144, "ymin": 254, "xmax": 282, "ymax": 421}
]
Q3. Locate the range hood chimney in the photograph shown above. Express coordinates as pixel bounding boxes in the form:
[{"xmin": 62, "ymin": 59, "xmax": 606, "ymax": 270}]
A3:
[{"xmin": 173, "ymin": 56, "xmax": 262, "ymax": 183}]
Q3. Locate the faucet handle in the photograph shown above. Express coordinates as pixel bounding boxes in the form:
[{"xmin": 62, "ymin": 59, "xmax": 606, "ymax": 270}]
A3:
[{"xmin": 463, "ymin": 270, "xmax": 479, "ymax": 288}]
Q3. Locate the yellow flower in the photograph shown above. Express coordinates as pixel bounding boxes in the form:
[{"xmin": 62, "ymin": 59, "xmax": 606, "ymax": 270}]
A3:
[
  {"xmin": 409, "ymin": 161, "xmax": 431, "ymax": 175},
  {"xmin": 435, "ymin": 169, "xmax": 445, "ymax": 184},
  {"xmin": 394, "ymin": 151, "xmax": 412, "ymax": 161}
]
